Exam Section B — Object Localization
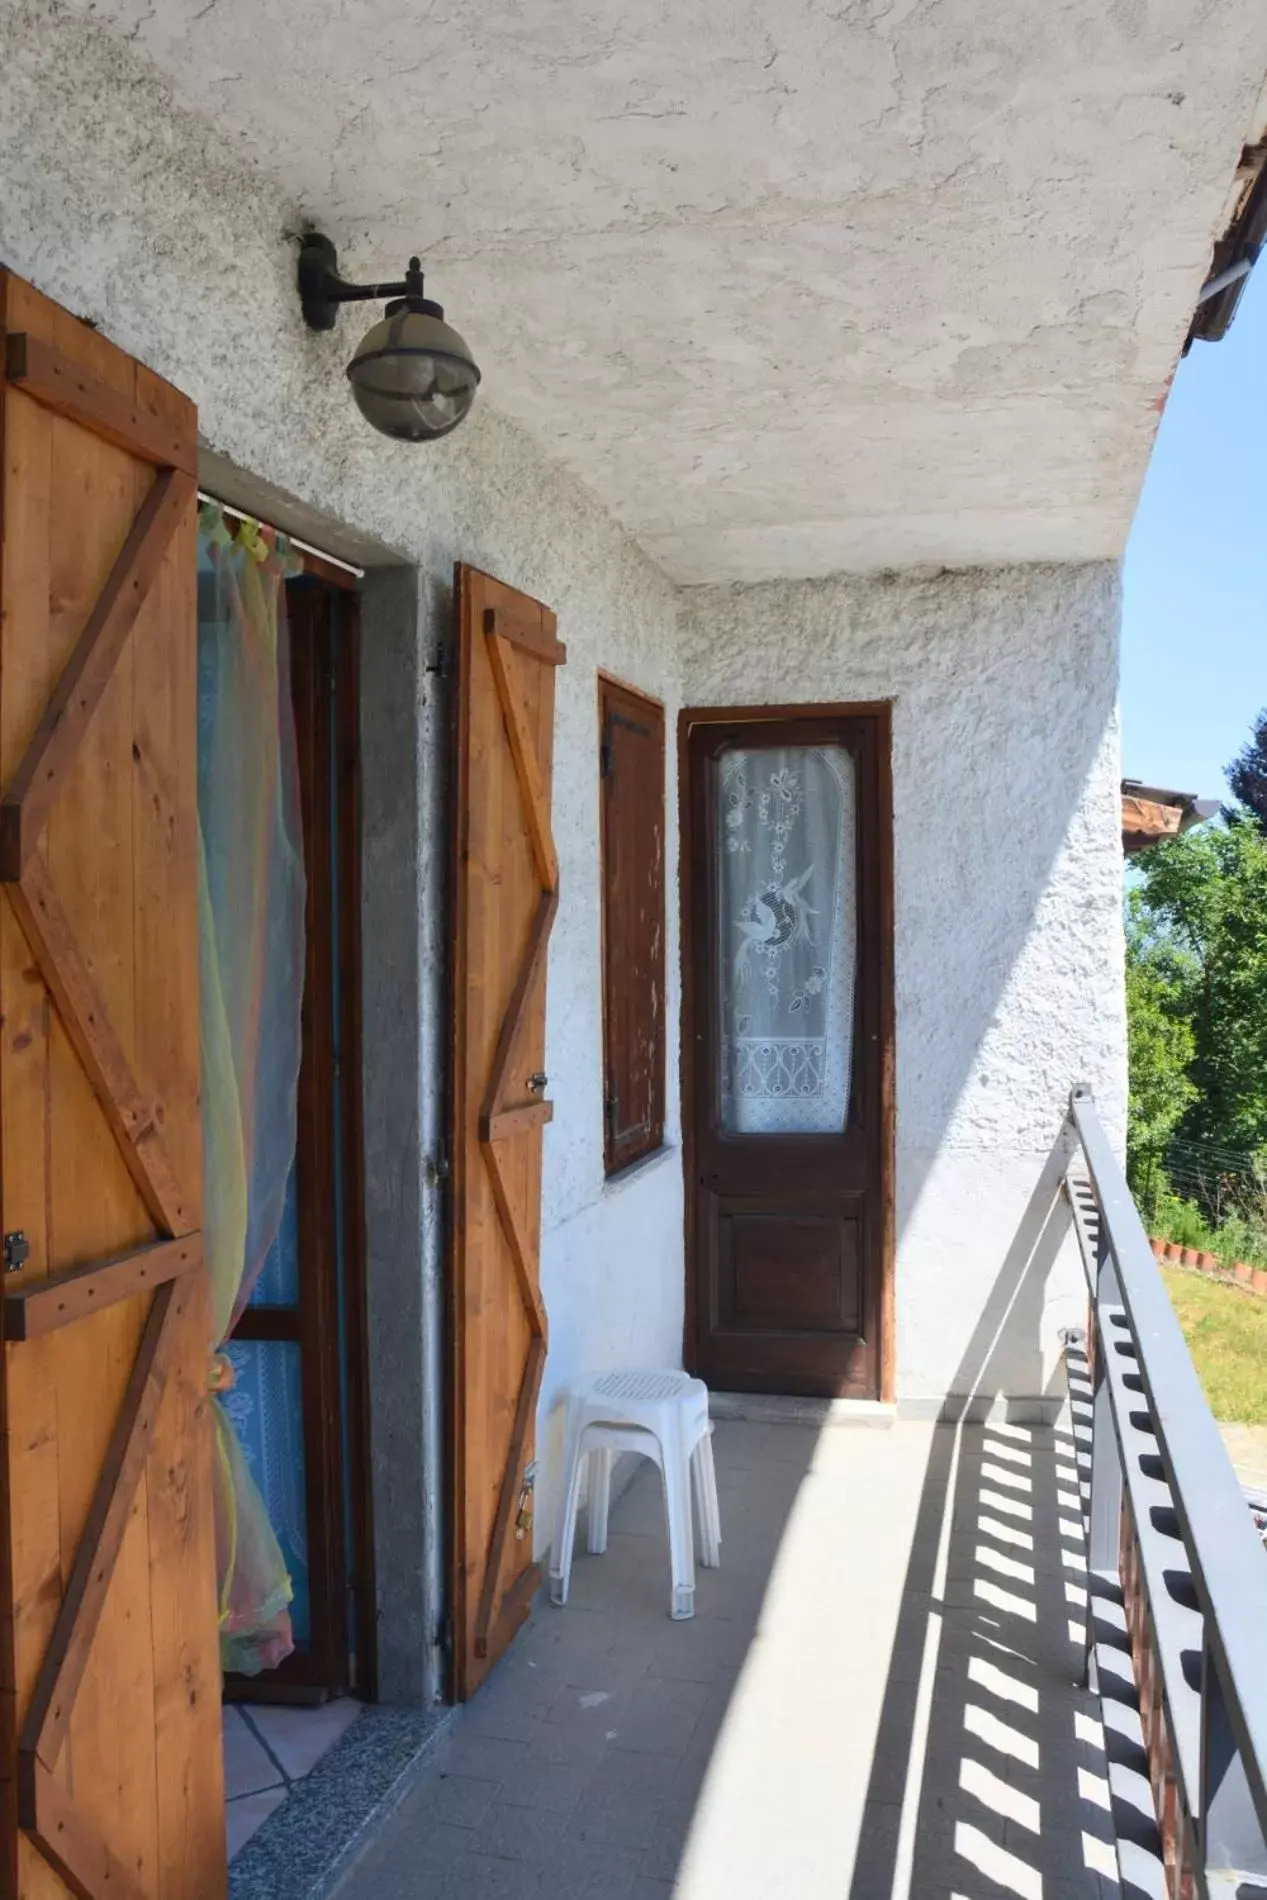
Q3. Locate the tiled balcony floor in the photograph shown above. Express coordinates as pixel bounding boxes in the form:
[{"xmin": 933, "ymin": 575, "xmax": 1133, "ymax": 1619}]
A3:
[
  {"xmin": 224, "ymin": 1696, "xmax": 363, "ymax": 1859},
  {"xmin": 333, "ymin": 1415, "xmax": 1126, "ymax": 1900}
]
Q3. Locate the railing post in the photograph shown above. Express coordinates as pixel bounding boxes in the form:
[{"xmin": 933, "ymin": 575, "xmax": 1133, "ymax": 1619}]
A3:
[
  {"xmin": 1085, "ymin": 1237, "xmax": 1123, "ymax": 1689},
  {"xmin": 1068, "ymin": 1087, "xmax": 1267, "ymax": 1900},
  {"xmin": 1201, "ymin": 1634, "xmax": 1267, "ymax": 1889}
]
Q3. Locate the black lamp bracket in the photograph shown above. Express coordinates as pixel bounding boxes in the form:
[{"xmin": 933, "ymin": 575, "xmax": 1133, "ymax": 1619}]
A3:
[{"xmin": 298, "ymin": 233, "xmax": 443, "ymax": 332}]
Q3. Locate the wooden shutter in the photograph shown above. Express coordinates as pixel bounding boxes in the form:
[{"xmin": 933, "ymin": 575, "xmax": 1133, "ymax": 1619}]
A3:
[
  {"xmin": 599, "ymin": 677, "xmax": 665, "ymax": 1175},
  {"xmin": 449, "ymin": 565, "xmax": 565, "ymax": 1701},
  {"xmin": 0, "ymin": 274, "xmax": 224, "ymax": 1899}
]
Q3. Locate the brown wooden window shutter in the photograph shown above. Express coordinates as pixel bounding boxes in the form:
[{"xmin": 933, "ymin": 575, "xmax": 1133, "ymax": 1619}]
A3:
[{"xmin": 599, "ymin": 677, "xmax": 666, "ymax": 1175}]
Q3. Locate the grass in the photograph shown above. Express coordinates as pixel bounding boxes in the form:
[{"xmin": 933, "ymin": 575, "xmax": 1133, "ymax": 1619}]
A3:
[{"xmin": 1163, "ymin": 1266, "xmax": 1267, "ymax": 1424}]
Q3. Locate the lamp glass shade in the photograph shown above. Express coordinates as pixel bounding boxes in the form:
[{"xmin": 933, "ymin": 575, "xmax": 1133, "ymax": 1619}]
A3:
[{"xmin": 346, "ymin": 307, "xmax": 480, "ymax": 441}]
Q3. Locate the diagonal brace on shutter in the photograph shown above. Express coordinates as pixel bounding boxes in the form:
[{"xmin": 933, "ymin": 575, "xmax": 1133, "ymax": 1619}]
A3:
[
  {"xmin": 0, "ymin": 466, "xmax": 193, "ymax": 881},
  {"xmin": 6, "ymin": 859, "xmax": 192, "ymax": 1237},
  {"xmin": 472, "ymin": 623, "xmax": 559, "ymax": 1659},
  {"xmin": 18, "ymin": 1276, "xmax": 188, "ymax": 1782},
  {"xmin": 1, "ymin": 278, "xmax": 214, "ymax": 1900},
  {"xmin": 0, "ymin": 465, "xmax": 195, "ymax": 1241}
]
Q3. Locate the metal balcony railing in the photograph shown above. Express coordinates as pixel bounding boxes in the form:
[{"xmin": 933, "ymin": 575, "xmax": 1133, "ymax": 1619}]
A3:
[{"xmin": 1064, "ymin": 1086, "xmax": 1267, "ymax": 1900}]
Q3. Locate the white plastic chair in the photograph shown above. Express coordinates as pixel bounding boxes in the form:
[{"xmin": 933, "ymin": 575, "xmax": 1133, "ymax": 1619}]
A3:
[{"xmin": 549, "ymin": 1370, "xmax": 721, "ymax": 1620}]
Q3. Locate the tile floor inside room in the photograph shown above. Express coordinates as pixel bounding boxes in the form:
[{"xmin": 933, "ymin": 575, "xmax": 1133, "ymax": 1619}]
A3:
[
  {"xmin": 330, "ymin": 1413, "xmax": 1138, "ymax": 1900},
  {"xmin": 224, "ymin": 1696, "xmax": 364, "ymax": 1858}
]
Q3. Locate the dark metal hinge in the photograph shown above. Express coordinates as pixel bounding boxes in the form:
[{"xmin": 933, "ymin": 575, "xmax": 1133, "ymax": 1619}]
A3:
[
  {"xmin": 600, "ymin": 738, "xmax": 613, "ymax": 779},
  {"xmin": 4, "ymin": 1231, "xmax": 30, "ymax": 1274},
  {"xmin": 435, "ymin": 1609, "xmax": 453, "ymax": 1654},
  {"xmin": 425, "ymin": 645, "xmax": 451, "ymax": 679}
]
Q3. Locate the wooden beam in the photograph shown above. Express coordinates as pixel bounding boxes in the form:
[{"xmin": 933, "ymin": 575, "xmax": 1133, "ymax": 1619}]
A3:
[
  {"xmin": 480, "ymin": 1100, "xmax": 553, "ymax": 1143},
  {"xmin": 473, "ymin": 1336, "xmax": 546, "ymax": 1658},
  {"xmin": 484, "ymin": 1562, "xmax": 543, "ymax": 1661},
  {"xmin": 20, "ymin": 1280, "xmax": 181, "ymax": 1770},
  {"xmin": 481, "ymin": 1138, "xmax": 549, "ymax": 1344},
  {"xmin": 23, "ymin": 1763, "xmax": 150, "ymax": 1900},
  {"xmin": 479, "ymin": 888, "xmax": 558, "ymax": 1133},
  {"xmin": 3, "ymin": 1234, "xmax": 200, "ymax": 1341},
  {"xmin": 0, "ymin": 468, "xmax": 195, "ymax": 879},
  {"xmin": 230, "ymin": 1304, "xmax": 301, "ymax": 1344},
  {"xmin": 6, "ymin": 860, "xmax": 191, "ymax": 1237},
  {"xmin": 484, "ymin": 605, "xmax": 567, "ymax": 669},
  {"xmin": 486, "ymin": 630, "xmax": 559, "ymax": 892},
  {"xmin": 3, "ymin": 333, "xmax": 198, "ymax": 477}
]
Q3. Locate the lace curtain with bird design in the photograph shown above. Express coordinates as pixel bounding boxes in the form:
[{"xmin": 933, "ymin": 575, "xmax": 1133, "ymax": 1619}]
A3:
[{"xmin": 716, "ymin": 745, "xmax": 856, "ymax": 1134}]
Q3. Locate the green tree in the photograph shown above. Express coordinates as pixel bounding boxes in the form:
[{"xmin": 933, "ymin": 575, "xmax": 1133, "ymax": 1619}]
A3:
[
  {"xmin": 1227, "ymin": 707, "xmax": 1267, "ymax": 835},
  {"xmin": 1128, "ymin": 814, "xmax": 1267, "ymax": 1163},
  {"xmin": 1124, "ymin": 928, "xmax": 1197, "ymax": 1195}
]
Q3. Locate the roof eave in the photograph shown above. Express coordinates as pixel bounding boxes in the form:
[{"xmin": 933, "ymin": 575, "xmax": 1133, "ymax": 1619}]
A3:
[{"xmin": 1186, "ymin": 135, "xmax": 1267, "ymax": 346}]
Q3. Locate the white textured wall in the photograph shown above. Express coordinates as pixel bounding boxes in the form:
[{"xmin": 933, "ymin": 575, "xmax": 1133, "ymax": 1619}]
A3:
[
  {"xmin": 39, "ymin": 0, "xmax": 1267, "ymax": 582},
  {"xmin": 680, "ymin": 566, "xmax": 1127, "ymax": 1413},
  {"xmin": 0, "ymin": 0, "xmax": 685, "ymax": 1665},
  {"xmin": 2, "ymin": 0, "xmax": 1128, "ymax": 1575}
]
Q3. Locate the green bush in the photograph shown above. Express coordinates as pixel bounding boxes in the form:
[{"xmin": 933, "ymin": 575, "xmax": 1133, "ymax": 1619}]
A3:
[
  {"xmin": 1129, "ymin": 817, "xmax": 1267, "ymax": 1163},
  {"xmin": 1150, "ymin": 1181, "xmax": 1267, "ymax": 1273},
  {"xmin": 1216, "ymin": 1214, "xmax": 1267, "ymax": 1275}
]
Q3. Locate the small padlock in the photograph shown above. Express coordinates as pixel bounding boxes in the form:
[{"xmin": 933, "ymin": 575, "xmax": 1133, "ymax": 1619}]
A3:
[{"xmin": 514, "ymin": 1460, "xmax": 537, "ymax": 1541}]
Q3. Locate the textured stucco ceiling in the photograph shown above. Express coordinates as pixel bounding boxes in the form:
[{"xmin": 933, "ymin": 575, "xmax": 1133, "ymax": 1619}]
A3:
[{"xmin": 73, "ymin": 0, "xmax": 1267, "ymax": 581}]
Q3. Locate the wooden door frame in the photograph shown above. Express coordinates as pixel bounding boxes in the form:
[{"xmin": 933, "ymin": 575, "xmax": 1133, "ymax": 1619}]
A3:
[
  {"xmin": 677, "ymin": 700, "xmax": 897, "ymax": 1404},
  {"xmin": 334, "ymin": 585, "xmax": 377, "ymax": 1703},
  {"xmin": 225, "ymin": 563, "xmax": 377, "ymax": 1703}
]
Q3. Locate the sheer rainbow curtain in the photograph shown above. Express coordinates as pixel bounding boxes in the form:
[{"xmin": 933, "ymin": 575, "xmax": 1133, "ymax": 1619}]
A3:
[{"xmin": 197, "ymin": 502, "xmax": 306, "ymax": 1674}]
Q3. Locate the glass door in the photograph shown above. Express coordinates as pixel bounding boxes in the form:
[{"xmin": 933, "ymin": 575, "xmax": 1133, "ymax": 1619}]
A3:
[{"xmin": 684, "ymin": 709, "xmax": 892, "ymax": 1399}]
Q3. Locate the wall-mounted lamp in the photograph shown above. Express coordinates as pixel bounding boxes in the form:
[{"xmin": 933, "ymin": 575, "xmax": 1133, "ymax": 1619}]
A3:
[{"xmin": 298, "ymin": 233, "xmax": 481, "ymax": 442}]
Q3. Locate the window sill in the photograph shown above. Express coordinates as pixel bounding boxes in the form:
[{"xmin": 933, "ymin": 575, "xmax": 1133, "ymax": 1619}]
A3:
[{"xmin": 601, "ymin": 1143, "xmax": 679, "ymax": 1198}]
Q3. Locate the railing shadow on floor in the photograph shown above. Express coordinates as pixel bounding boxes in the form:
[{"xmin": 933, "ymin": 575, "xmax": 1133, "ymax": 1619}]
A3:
[
  {"xmin": 332, "ymin": 1101, "xmax": 1267, "ymax": 1900},
  {"xmin": 851, "ymin": 1132, "xmax": 1145, "ymax": 1900}
]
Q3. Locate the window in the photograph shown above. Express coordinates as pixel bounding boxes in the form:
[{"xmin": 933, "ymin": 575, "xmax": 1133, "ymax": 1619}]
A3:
[
  {"xmin": 714, "ymin": 743, "xmax": 856, "ymax": 1134},
  {"xmin": 599, "ymin": 676, "xmax": 666, "ymax": 1174}
]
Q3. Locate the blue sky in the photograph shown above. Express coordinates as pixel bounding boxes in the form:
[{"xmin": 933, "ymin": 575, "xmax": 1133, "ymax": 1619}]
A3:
[{"xmin": 1121, "ymin": 261, "xmax": 1267, "ymax": 803}]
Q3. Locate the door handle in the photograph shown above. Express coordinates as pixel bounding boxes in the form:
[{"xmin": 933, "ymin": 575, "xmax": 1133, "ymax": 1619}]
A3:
[{"xmin": 527, "ymin": 1072, "xmax": 548, "ymax": 1093}]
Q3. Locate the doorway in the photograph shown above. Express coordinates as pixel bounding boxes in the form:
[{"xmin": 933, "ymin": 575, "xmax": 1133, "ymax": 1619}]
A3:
[
  {"xmin": 221, "ymin": 550, "xmax": 376, "ymax": 1704},
  {"xmin": 681, "ymin": 704, "xmax": 895, "ymax": 1400}
]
